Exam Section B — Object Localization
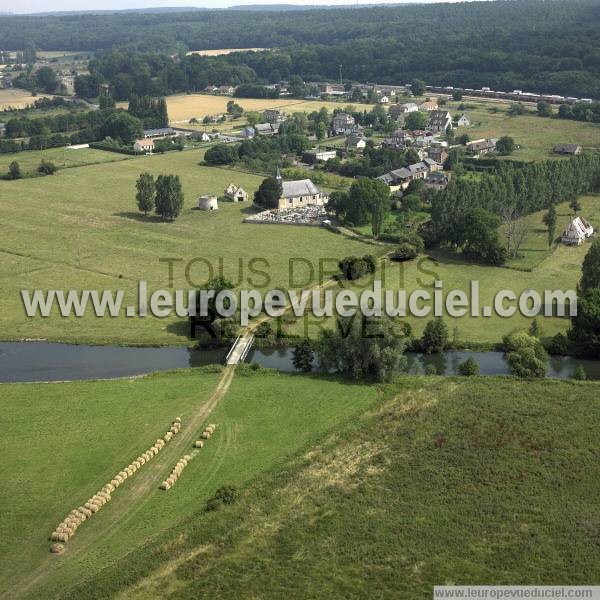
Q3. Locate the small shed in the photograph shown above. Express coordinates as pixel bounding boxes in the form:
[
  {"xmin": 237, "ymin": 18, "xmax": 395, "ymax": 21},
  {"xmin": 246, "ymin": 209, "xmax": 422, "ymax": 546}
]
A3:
[
  {"xmin": 554, "ymin": 144, "xmax": 582, "ymax": 156},
  {"xmin": 198, "ymin": 195, "xmax": 219, "ymax": 211}
]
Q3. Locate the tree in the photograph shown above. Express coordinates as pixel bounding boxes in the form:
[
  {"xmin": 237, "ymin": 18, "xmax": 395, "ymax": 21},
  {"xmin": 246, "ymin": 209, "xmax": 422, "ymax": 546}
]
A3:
[
  {"xmin": 316, "ymin": 314, "xmax": 406, "ymax": 382},
  {"xmin": 135, "ymin": 172, "xmax": 156, "ymax": 216},
  {"xmin": 537, "ymin": 100, "xmax": 552, "ymax": 117},
  {"xmin": 496, "ymin": 136, "xmax": 515, "ymax": 155},
  {"xmin": 456, "ymin": 208, "xmax": 507, "ymax": 265},
  {"xmin": 410, "ymin": 79, "xmax": 425, "ymax": 96},
  {"xmin": 580, "ymin": 240, "xmax": 600, "ymax": 294},
  {"xmin": 421, "ymin": 318, "xmax": 448, "ymax": 354},
  {"xmin": 572, "ymin": 365, "xmax": 587, "ymax": 381},
  {"xmin": 98, "ymin": 111, "xmax": 143, "ymax": 144},
  {"xmin": 391, "ymin": 243, "xmax": 417, "ymax": 262},
  {"xmin": 570, "ymin": 197, "xmax": 581, "ymax": 214},
  {"xmin": 204, "ymin": 144, "xmax": 238, "ymax": 165},
  {"xmin": 292, "ymin": 340, "xmax": 314, "ymax": 372},
  {"xmin": 8, "ymin": 161, "xmax": 22, "ymax": 180},
  {"xmin": 501, "ymin": 206, "xmax": 528, "ymax": 259},
  {"xmin": 570, "ymin": 288, "xmax": 600, "ymax": 357},
  {"xmin": 457, "ymin": 356, "xmax": 479, "ymax": 376},
  {"xmin": 543, "ymin": 204, "xmax": 557, "ymax": 247},
  {"xmin": 503, "ymin": 331, "xmax": 548, "ymax": 378},
  {"xmin": 452, "ymin": 89, "xmax": 463, "ymax": 101},
  {"xmin": 315, "ymin": 121, "xmax": 326, "ymax": 140},
  {"xmin": 528, "ymin": 318, "xmax": 541, "ymax": 338},
  {"xmin": 246, "ymin": 111, "xmax": 260, "ymax": 126},
  {"xmin": 35, "ymin": 66, "xmax": 58, "ymax": 93},
  {"xmin": 254, "ymin": 176, "xmax": 282, "ymax": 209},
  {"xmin": 404, "ymin": 111, "xmax": 429, "ymax": 130},
  {"xmin": 155, "ymin": 174, "xmax": 184, "ymax": 220},
  {"xmin": 345, "ymin": 178, "xmax": 390, "ymax": 230}
]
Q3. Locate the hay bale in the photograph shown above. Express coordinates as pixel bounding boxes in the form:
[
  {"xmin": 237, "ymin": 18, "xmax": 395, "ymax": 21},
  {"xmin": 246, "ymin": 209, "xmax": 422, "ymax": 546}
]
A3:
[
  {"xmin": 208, "ymin": 423, "xmax": 217, "ymax": 429},
  {"xmin": 159, "ymin": 481, "xmax": 170, "ymax": 490},
  {"xmin": 174, "ymin": 417, "xmax": 181, "ymax": 423},
  {"xmin": 50, "ymin": 543, "xmax": 65, "ymax": 554},
  {"xmin": 194, "ymin": 440, "xmax": 204, "ymax": 448},
  {"xmin": 201, "ymin": 431, "xmax": 211, "ymax": 439},
  {"xmin": 51, "ymin": 532, "xmax": 68, "ymax": 543}
]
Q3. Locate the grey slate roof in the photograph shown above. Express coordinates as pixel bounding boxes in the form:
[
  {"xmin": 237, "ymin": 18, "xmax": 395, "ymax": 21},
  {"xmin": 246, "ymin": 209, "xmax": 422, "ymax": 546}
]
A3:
[{"xmin": 281, "ymin": 179, "xmax": 321, "ymax": 198}]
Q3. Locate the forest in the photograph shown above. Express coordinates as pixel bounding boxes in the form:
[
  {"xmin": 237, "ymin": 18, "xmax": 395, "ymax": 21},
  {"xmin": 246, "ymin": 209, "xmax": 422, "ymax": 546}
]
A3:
[{"xmin": 1, "ymin": 0, "xmax": 599, "ymax": 97}]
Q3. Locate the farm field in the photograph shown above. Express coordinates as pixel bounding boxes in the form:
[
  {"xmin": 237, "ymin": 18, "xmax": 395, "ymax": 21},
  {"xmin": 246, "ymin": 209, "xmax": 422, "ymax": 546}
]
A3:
[
  {"xmin": 0, "ymin": 146, "xmax": 133, "ymax": 176},
  {"xmin": 53, "ymin": 375, "xmax": 600, "ymax": 599},
  {"xmin": 116, "ymin": 93, "xmax": 374, "ymax": 124},
  {"xmin": 0, "ymin": 148, "xmax": 372, "ymax": 345},
  {"xmin": 0, "ymin": 88, "xmax": 52, "ymax": 110},
  {"xmin": 0, "ymin": 367, "xmax": 379, "ymax": 598}
]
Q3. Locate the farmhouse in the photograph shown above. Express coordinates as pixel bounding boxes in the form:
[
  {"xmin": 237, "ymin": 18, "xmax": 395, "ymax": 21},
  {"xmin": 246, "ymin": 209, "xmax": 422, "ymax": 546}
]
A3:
[
  {"xmin": 427, "ymin": 146, "xmax": 449, "ymax": 164},
  {"xmin": 133, "ymin": 138, "xmax": 155, "ymax": 153},
  {"xmin": 467, "ymin": 138, "xmax": 497, "ymax": 156},
  {"xmin": 224, "ymin": 184, "xmax": 248, "ymax": 202},
  {"xmin": 389, "ymin": 103, "xmax": 418, "ymax": 120},
  {"xmin": 554, "ymin": 144, "xmax": 582, "ymax": 156},
  {"xmin": 303, "ymin": 149, "xmax": 338, "ymax": 163},
  {"xmin": 457, "ymin": 114, "xmax": 471, "ymax": 127},
  {"xmin": 424, "ymin": 171, "xmax": 449, "ymax": 190},
  {"xmin": 276, "ymin": 174, "xmax": 327, "ymax": 210},
  {"xmin": 198, "ymin": 195, "xmax": 219, "ymax": 211},
  {"xmin": 332, "ymin": 113, "xmax": 360, "ymax": 135},
  {"xmin": 562, "ymin": 216, "xmax": 593, "ymax": 245},
  {"xmin": 429, "ymin": 110, "xmax": 453, "ymax": 133},
  {"xmin": 382, "ymin": 129, "xmax": 412, "ymax": 149},
  {"xmin": 345, "ymin": 136, "xmax": 366, "ymax": 151}
]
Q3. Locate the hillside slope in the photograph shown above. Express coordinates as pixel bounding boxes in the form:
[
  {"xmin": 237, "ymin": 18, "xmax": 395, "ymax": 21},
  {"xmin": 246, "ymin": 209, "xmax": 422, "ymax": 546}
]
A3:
[{"xmin": 62, "ymin": 377, "xmax": 600, "ymax": 599}]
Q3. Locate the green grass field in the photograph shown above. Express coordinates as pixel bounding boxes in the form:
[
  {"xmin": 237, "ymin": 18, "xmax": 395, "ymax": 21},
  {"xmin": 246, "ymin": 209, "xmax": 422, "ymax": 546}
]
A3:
[
  {"xmin": 0, "ymin": 146, "xmax": 133, "ymax": 176},
  {"xmin": 445, "ymin": 99, "xmax": 600, "ymax": 161},
  {"xmin": 0, "ymin": 367, "xmax": 379, "ymax": 598},
  {"xmin": 0, "ymin": 149, "xmax": 373, "ymax": 345},
  {"xmin": 49, "ymin": 375, "xmax": 600, "ymax": 599}
]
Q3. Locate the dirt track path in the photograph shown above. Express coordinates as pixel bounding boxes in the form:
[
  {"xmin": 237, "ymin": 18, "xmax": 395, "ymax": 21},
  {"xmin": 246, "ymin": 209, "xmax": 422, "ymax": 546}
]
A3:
[{"xmin": 7, "ymin": 365, "xmax": 237, "ymax": 600}]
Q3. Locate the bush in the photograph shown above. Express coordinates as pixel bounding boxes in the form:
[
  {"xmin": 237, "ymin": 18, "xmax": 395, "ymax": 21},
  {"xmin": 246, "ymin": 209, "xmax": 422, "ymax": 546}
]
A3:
[
  {"xmin": 391, "ymin": 243, "xmax": 417, "ymax": 262},
  {"xmin": 457, "ymin": 356, "xmax": 479, "ymax": 376},
  {"xmin": 37, "ymin": 160, "xmax": 58, "ymax": 175},
  {"xmin": 424, "ymin": 364, "xmax": 438, "ymax": 375},
  {"xmin": 204, "ymin": 143, "xmax": 238, "ymax": 165},
  {"xmin": 503, "ymin": 331, "xmax": 548, "ymax": 378},
  {"xmin": 421, "ymin": 318, "xmax": 449, "ymax": 354},
  {"xmin": 292, "ymin": 340, "xmax": 314, "ymax": 372},
  {"xmin": 572, "ymin": 365, "xmax": 587, "ymax": 380},
  {"xmin": 546, "ymin": 332, "xmax": 570, "ymax": 356},
  {"xmin": 378, "ymin": 231, "xmax": 425, "ymax": 253},
  {"xmin": 339, "ymin": 255, "xmax": 376, "ymax": 280},
  {"xmin": 205, "ymin": 485, "xmax": 239, "ymax": 511},
  {"xmin": 255, "ymin": 322, "xmax": 273, "ymax": 338}
]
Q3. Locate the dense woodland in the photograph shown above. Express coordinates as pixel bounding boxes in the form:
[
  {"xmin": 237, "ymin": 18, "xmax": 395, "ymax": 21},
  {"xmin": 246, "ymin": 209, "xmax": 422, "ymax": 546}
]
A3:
[{"xmin": 1, "ymin": 0, "xmax": 600, "ymax": 97}]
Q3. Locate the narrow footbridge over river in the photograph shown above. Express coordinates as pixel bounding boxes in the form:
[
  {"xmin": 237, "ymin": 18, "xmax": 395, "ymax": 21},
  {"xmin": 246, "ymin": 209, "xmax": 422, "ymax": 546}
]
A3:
[{"xmin": 225, "ymin": 335, "xmax": 255, "ymax": 365}]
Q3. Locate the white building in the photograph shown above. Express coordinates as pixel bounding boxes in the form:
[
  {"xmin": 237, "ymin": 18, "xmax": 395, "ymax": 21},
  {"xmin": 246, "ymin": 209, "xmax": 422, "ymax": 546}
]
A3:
[
  {"xmin": 562, "ymin": 216, "xmax": 594, "ymax": 245},
  {"xmin": 224, "ymin": 184, "xmax": 248, "ymax": 202},
  {"xmin": 133, "ymin": 138, "xmax": 155, "ymax": 153},
  {"xmin": 198, "ymin": 195, "xmax": 219, "ymax": 211},
  {"xmin": 277, "ymin": 175, "xmax": 327, "ymax": 210}
]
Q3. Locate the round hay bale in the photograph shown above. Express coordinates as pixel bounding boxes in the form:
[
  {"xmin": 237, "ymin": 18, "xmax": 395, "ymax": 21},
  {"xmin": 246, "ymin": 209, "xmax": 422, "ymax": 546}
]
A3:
[
  {"xmin": 174, "ymin": 417, "xmax": 181, "ymax": 423},
  {"xmin": 89, "ymin": 504, "xmax": 99, "ymax": 513},
  {"xmin": 208, "ymin": 423, "xmax": 216, "ymax": 429},
  {"xmin": 201, "ymin": 432, "xmax": 211, "ymax": 439},
  {"xmin": 50, "ymin": 543, "xmax": 65, "ymax": 554},
  {"xmin": 81, "ymin": 507, "xmax": 92, "ymax": 518},
  {"xmin": 160, "ymin": 481, "xmax": 170, "ymax": 490},
  {"xmin": 194, "ymin": 440, "xmax": 204, "ymax": 448}
]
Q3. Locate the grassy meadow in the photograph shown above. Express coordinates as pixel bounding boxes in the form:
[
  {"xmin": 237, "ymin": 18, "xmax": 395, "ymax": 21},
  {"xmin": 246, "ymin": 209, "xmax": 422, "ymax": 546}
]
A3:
[
  {"xmin": 0, "ymin": 146, "xmax": 133, "ymax": 176},
  {"xmin": 0, "ymin": 148, "xmax": 373, "ymax": 345},
  {"xmin": 51, "ymin": 375, "xmax": 600, "ymax": 599},
  {"xmin": 0, "ymin": 367, "xmax": 379, "ymax": 598}
]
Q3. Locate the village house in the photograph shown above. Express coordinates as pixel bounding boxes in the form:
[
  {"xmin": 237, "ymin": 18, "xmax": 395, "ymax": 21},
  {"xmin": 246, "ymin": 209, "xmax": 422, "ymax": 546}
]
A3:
[
  {"xmin": 456, "ymin": 113, "xmax": 471, "ymax": 127},
  {"xmin": 382, "ymin": 129, "xmax": 412, "ymax": 149},
  {"xmin": 466, "ymin": 138, "xmax": 497, "ymax": 156},
  {"xmin": 379, "ymin": 95, "xmax": 390, "ymax": 104},
  {"xmin": 262, "ymin": 109, "xmax": 286, "ymax": 124},
  {"xmin": 554, "ymin": 144, "xmax": 583, "ymax": 156},
  {"xmin": 377, "ymin": 159, "xmax": 442, "ymax": 191},
  {"xmin": 411, "ymin": 130, "xmax": 436, "ymax": 148},
  {"xmin": 303, "ymin": 149, "xmax": 338, "ymax": 163},
  {"xmin": 224, "ymin": 184, "xmax": 248, "ymax": 202},
  {"xmin": 424, "ymin": 171, "xmax": 450, "ymax": 190},
  {"xmin": 420, "ymin": 100, "xmax": 439, "ymax": 112},
  {"xmin": 254, "ymin": 122, "xmax": 279, "ymax": 136},
  {"xmin": 345, "ymin": 136, "xmax": 367, "ymax": 151},
  {"xmin": 133, "ymin": 138, "xmax": 155, "ymax": 153},
  {"xmin": 389, "ymin": 103, "xmax": 418, "ymax": 120},
  {"xmin": 562, "ymin": 216, "xmax": 594, "ymax": 245},
  {"xmin": 198, "ymin": 195, "xmax": 219, "ymax": 211},
  {"xmin": 427, "ymin": 146, "xmax": 449, "ymax": 164},
  {"xmin": 332, "ymin": 113, "xmax": 359, "ymax": 135},
  {"xmin": 429, "ymin": 110, "xmax": 453, "ymax": 133}
]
